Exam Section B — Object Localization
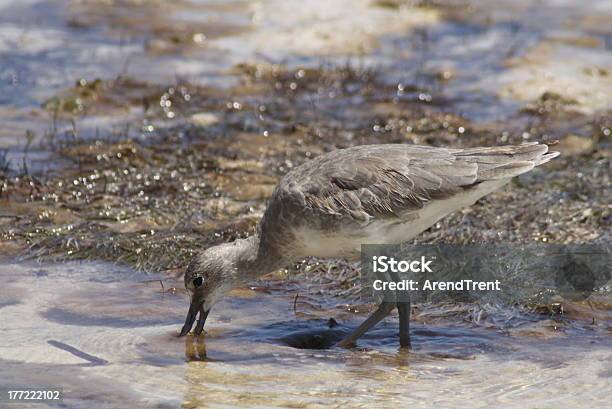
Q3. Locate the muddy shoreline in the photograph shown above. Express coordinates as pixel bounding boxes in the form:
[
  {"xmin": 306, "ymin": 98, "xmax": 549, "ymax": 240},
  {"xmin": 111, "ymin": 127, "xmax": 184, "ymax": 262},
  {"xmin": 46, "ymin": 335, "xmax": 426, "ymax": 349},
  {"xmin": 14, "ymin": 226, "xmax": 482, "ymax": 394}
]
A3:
[
  {"xmin": 1, "ymin": 60, "xmax": 609, "ymax": 266},
  {"xmin": 1, "ymin": 1, "xmax": 611, "ymax": 408},
  {"xmin": 1, "ymin": 0, "xmax": 610, "ymax": 345}
]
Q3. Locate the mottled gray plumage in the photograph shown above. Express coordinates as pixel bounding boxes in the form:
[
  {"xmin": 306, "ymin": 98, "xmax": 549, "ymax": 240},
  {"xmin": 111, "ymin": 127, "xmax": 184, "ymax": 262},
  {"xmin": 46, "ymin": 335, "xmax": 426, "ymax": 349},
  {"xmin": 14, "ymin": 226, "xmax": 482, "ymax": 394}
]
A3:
[
  {"xmin": 258, "ymin": 142, "xmax": 557, "ymax": 260},
  {"xmin": 180, "ymin": 142, "xmax": 559, "ymax": 341}
]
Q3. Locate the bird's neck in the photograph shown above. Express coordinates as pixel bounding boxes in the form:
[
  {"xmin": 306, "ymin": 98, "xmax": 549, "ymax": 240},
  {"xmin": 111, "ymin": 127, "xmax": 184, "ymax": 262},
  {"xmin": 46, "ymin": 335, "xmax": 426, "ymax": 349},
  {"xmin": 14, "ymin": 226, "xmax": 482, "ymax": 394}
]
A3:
[{"xmin": 232, "ymin": 232, "xmax": 288, "ymax": 283}]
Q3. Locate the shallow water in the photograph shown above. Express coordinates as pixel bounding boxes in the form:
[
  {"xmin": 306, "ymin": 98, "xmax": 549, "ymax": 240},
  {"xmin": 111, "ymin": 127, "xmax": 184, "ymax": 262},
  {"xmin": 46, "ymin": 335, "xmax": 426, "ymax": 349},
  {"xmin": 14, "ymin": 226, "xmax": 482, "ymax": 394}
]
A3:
[
  {"xmin": 1, "ymin": 1, "xmax": 611, "ymax": 407},
  {"xmin": 1, "ymin": 260, "xmax": 610, "ymax": 408},
  {"xmin": 1, "ymin": 0, "xmax": 610, "ymax": 156}
]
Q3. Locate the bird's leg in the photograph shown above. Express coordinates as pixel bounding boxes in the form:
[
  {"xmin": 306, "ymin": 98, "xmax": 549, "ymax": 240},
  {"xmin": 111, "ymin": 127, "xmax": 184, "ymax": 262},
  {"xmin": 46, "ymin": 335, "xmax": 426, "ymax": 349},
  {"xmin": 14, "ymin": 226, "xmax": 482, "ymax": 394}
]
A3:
[
  {"xmin": 396, "ymin": 301, "xmax": 411, "ymax": 349},
  {"xmin": 336, "ymin": 301, "xmax": 395, "ymax": 348},
  {"xmin": 337, "ymin": 267, "xmax": 397, "ymax": 348},
  {"xmin": 388, "ymin": 269, "xmax": 411, "ymax": 349}
]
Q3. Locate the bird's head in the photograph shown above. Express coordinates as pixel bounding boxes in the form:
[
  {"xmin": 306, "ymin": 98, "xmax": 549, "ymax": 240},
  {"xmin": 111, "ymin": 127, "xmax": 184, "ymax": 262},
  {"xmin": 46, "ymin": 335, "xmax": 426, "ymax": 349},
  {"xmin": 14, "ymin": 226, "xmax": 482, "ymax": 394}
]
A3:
[{"xmin": 179, "ymin": 243, "xmax": 240, "ymax": 336}]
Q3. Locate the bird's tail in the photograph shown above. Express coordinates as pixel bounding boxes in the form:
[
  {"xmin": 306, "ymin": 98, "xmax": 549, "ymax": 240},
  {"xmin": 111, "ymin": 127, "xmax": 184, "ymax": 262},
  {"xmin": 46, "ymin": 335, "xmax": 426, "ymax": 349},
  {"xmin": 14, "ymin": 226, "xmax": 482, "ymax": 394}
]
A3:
[{"xmin": 455, "ymin": 142, "xmax": 560, "ymax": 181}]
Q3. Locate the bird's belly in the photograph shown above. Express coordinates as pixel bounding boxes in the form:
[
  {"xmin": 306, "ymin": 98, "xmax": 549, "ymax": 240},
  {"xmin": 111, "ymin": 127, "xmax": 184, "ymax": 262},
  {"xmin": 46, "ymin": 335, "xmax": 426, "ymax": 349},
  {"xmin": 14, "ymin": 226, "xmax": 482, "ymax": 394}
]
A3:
[
  {"xmin": 291, "ymin": 228, "xmax": 362, "ymax": 259},
  {"xmin": 292, "ymin": 179, "xmax": 508, "ymax": 259}
]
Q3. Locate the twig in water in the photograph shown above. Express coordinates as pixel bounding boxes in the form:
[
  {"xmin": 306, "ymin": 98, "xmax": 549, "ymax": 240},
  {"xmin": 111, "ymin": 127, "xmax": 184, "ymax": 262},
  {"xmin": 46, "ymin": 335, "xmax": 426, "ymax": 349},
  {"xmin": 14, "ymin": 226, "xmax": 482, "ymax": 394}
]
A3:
[
  {"xmin": 293, "ymin": 292, "xmax": 299, "ymax": 312},
  {"xmin": 141, "ymin": 279, "xmax": 165, "ymax": 293}
]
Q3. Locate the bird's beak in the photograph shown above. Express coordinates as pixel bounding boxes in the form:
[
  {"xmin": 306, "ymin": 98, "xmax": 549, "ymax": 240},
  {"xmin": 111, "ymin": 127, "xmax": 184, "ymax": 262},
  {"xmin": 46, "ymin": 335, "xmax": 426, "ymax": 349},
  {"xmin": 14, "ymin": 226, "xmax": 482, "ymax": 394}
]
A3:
[{"xmin": 179, "ymin": 298, "xmax": 209, "ymax": 337}]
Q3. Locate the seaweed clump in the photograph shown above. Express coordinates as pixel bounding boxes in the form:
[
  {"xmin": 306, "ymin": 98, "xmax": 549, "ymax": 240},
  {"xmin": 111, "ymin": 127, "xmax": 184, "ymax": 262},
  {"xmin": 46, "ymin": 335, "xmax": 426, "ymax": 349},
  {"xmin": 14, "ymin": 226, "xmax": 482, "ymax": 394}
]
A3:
[{"xmin": 1, "ymin": 64, "xmax": 610, "ymax": 278}]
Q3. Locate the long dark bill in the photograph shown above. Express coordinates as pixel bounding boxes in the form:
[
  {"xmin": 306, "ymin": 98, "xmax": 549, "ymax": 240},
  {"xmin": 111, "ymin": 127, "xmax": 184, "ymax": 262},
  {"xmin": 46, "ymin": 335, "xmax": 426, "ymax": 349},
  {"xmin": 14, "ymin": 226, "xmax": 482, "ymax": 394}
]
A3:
[
  {"xmin": 179, "ymin": 300, "xmax": 207, "ymax": 337},
  {"xmin": 194, "ymin": 307, "xmax": 210, "ymax": 335}
]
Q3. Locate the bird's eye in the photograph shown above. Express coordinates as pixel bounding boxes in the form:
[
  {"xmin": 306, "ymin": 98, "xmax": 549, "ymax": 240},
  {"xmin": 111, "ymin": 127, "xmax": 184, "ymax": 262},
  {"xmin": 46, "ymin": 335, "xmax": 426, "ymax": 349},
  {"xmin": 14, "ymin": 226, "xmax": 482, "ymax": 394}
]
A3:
[{"xmin": 192, "ymin": 276, "xmax": 203, "ymax": 288}]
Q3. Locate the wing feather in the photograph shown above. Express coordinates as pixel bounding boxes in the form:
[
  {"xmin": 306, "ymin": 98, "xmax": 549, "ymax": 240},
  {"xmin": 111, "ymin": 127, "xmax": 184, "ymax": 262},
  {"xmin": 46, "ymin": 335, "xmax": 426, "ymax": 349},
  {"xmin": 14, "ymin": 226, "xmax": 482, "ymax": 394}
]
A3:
[{"xmin": 268, "ymin": 143, "xmax": 557, "ymax": 229}]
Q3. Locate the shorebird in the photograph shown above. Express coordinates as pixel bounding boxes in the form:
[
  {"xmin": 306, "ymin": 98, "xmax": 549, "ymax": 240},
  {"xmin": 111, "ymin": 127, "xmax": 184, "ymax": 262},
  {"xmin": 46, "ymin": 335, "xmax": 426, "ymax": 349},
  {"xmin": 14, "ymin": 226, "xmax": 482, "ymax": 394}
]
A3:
[{"xmin": 179, "ymin": 142, "xmax": 559, "ymax": 348}]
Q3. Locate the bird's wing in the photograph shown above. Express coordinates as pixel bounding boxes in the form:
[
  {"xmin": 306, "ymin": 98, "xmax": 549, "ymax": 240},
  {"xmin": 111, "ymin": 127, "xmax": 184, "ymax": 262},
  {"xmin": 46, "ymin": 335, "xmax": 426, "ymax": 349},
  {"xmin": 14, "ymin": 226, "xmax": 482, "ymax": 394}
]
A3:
[{"xmin": 271, "ymin": 143, "xmax": 557, "ymax": 224}]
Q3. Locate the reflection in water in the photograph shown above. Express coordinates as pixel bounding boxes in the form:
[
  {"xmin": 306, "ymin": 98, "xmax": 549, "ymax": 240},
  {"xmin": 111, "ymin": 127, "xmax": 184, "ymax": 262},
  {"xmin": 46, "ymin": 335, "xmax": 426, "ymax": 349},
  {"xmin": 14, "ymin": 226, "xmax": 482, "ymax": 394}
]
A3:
[
  {"xmin": 185, "ymin": 335, "xmax": 208, "ymax": 362},
  {"xmin": 0, "ymin": 260, "xmax": 610, "ymax": 408}
]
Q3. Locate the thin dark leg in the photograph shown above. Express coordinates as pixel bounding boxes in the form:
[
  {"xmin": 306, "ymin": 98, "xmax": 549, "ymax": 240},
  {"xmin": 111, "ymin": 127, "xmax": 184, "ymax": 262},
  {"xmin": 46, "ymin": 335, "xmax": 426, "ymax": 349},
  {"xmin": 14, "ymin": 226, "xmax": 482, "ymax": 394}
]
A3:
[
  {"xmin": 336, "ymin": 302, "xmax": 395, "ymax": 348},
  {"xmin": 397, "ymin": 301, "xmax": 411, "ymax": 349},
  {"xmin": 388, "ymin": 269, "xmax": 411, "ymax": 349}
]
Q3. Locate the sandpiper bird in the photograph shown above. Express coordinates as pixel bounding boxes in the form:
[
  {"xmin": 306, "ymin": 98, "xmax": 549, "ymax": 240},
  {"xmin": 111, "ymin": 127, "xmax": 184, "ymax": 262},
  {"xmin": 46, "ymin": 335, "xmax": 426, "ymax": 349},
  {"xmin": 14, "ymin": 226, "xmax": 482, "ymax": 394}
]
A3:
[{"xmin": 179, "ymin": 142, "xmax": 559, "ymax": 347}]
